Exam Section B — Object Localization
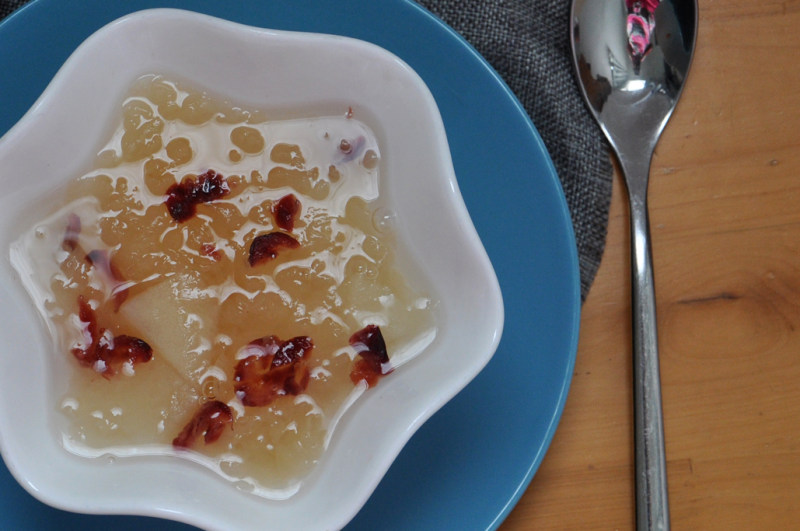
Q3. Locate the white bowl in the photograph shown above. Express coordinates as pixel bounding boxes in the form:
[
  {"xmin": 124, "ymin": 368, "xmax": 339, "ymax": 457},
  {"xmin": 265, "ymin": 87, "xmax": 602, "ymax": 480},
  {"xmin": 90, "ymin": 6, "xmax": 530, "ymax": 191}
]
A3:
[{"xmin": 0, "ymin": 9, "xmax": 503, "ymax": 531}]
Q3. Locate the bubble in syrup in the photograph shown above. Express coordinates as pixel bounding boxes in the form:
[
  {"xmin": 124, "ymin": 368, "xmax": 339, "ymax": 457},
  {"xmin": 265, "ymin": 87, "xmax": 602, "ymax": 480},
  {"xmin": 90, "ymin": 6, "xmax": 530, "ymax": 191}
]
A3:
[
  {"xmin": 202, "ymin": 376, "xmax": 219, "ymax": 400},
  {"xmin": 362, "ymin": 149, "xmax": 379, "ymax": 170},
  {"xmin": 363, "ymin": 262, "xmax": 379, "ymax": 280},
  {"xmin": 220, "ymin": 459, "xmax": 243, "ymax": 476},
  {"xmin": 61, "ymin": 397, "xmax": 79, "ymax": 411},
  {"xmin": 234, "ymin": 480, "xmax": 255, "ymax": 493},
  {"xmin": 372, "ymin": 207, "xmax": 396, "ymax": 233}
]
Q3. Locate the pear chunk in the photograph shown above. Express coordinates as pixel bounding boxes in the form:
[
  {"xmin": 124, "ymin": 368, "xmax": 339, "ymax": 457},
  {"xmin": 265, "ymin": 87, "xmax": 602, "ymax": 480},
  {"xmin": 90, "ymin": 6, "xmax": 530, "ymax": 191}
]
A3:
[{"xmin": 119, "ymin": 273, "xmax": 219, "ymax": 383}]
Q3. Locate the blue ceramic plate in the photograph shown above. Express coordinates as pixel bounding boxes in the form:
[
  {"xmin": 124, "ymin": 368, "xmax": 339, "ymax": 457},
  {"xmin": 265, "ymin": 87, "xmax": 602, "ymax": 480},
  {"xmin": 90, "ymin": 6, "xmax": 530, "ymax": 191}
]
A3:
[{"xmin": 0, "ymin": 1, "xmax": 580, "ymax": 529}]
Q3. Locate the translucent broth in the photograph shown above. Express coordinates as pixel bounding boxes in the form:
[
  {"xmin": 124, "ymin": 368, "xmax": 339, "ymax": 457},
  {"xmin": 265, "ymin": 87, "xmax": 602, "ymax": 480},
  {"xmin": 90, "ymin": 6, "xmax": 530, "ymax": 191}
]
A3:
[{"xmin": 11, "ymin": 75, "xmax": 437, "ymax": 498}]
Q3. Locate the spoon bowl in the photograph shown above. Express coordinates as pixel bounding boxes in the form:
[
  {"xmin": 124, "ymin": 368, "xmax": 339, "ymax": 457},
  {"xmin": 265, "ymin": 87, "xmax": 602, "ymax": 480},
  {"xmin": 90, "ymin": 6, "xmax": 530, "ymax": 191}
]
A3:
[{"xmin": 570, "ymin": 1, "xmax": 697, "ymax": 529}]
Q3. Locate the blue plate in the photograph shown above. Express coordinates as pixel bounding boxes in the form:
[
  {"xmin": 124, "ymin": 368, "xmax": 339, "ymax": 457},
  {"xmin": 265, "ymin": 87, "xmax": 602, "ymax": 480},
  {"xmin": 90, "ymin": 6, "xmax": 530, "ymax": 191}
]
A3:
[{"xmin": 0, "ymin": 1, "xmax": 580, "ymax": 529}]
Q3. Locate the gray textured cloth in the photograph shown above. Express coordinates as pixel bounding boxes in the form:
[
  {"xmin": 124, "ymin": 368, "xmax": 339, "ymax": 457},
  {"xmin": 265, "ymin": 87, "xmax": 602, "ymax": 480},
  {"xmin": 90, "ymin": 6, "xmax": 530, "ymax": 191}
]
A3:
[
  {"xmin": 0, "ymin": 0, "xmax": 612, "ymax": 300},
  {"xmin": 0, "ymin": 0, "xmax": 26, "ymax": 18}
]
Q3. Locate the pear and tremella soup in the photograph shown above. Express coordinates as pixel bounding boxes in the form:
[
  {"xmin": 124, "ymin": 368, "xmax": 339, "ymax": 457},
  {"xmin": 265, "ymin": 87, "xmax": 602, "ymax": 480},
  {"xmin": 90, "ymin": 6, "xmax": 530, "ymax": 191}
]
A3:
[{"xmin": 11, "ymin": 75, "xmax": 437, "ymax": 498}]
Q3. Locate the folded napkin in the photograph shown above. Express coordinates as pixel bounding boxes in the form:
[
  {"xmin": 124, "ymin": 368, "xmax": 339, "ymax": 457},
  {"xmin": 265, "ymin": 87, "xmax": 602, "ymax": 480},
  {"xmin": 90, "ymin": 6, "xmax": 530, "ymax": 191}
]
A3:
[{"xmin": 0, "ymin": 0, "xmax": 612, "ymax": 300}]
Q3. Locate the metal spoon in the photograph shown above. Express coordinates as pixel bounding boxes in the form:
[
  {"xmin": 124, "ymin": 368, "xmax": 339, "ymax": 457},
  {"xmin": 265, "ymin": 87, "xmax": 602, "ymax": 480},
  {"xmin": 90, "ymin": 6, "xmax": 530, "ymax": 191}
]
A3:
[{"xmin": 570, "ymin": 1, "xmax": 697, "ymax": 529}]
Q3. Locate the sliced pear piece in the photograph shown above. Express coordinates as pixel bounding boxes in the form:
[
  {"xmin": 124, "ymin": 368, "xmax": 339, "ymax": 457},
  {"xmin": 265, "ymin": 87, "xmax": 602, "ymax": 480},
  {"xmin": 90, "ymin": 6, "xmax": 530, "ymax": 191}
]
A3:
[{"xmin": 119, "ymin": 272, "xmax": 219, "ymax": 384}]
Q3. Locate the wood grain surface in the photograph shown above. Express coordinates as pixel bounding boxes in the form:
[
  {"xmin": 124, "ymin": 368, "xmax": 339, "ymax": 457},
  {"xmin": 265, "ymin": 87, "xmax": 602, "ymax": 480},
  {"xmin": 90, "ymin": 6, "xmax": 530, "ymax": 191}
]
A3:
[{"xmin": 501, "ymin": 1, "xmax": 800, "ymax": 529}]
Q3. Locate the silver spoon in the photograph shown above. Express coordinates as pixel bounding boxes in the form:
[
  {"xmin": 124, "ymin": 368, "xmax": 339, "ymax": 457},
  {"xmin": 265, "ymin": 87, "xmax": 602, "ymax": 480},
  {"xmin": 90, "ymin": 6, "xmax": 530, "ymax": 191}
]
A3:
[{"xmin": 570, "ymin": 1, "xmax": 697, "ymax": 529}]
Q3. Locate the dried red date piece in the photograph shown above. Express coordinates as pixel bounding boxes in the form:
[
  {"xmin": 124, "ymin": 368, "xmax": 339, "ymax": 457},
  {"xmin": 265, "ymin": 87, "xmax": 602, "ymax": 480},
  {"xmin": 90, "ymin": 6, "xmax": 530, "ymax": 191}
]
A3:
[
  {"xmin": 165, "ymin": 169, "xmax": 230, "ymax": 222},
  {"xmin": 349, "ymin": 324, "xmax": 392, "ymax": 388},
  {"xmin": 173, "ymin": 400, "xmax": 234, "ymax": 449},
  {"xmin": 62, "ymin": 213, "xmax": 81, "ymax": 251},
  {"xmin": 85, "ymin": 249, "xmax": 129, "ymax": 311},
  {"xmin": 271, "ymin": 193, "xmax": 301, "ymax": 232},
  {"xmin": 71, "ymin": 295, "xmax": 152, "ymax": 378},
  {"xmin": 107, "ymin": 335, "xmax": 153, "ymax": 364},
  {"xmin": 234, "ymin": 335, "xmax": 313, "ymax": 407},
  {"xmin": 248, "ymin": 232, "xmax": 300, "ymax": 266}
]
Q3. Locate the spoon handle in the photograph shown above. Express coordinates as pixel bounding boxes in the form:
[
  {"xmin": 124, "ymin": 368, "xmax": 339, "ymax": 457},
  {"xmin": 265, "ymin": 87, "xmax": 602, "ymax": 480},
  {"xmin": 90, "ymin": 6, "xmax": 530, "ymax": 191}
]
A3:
[{"xmin": 627, "ymin": 177, "xmax": 670, "ymax": 531}]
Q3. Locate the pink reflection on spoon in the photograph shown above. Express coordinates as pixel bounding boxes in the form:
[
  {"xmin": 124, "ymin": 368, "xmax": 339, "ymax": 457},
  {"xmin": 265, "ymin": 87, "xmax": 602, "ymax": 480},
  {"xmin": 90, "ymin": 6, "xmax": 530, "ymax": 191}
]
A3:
[{"xmin": 626, "ymin": 0, "xmax": 660, "ymax": 70}]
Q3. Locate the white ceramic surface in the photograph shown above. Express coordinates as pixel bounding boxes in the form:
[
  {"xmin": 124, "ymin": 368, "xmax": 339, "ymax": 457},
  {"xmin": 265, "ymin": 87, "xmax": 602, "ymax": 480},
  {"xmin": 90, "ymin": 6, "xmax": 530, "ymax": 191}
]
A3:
[{"xmin": 0, "ymin": 9, "xmax": 503, "ymax": 531}]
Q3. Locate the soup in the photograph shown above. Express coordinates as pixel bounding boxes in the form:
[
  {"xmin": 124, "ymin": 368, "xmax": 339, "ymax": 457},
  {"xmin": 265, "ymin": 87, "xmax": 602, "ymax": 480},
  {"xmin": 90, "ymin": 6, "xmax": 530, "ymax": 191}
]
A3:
[{"xmin": 10, "ymin": 75, "xmax": 437, "ymax": 498}]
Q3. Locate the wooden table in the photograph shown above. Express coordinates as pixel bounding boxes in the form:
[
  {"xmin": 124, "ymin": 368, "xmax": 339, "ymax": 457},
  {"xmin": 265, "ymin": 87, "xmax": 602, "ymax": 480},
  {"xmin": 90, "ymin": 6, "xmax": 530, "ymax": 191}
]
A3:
[{"xmin": 501, "ymin": 1, "xmax": 800, "ymax": 529}]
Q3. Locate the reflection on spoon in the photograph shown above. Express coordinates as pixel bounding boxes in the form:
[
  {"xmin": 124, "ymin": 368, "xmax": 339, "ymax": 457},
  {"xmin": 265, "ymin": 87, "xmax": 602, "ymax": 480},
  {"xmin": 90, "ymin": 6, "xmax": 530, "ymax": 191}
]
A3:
[{"xmin": 626, "ymin": 0, "xmax": 661, "ymax": 72}]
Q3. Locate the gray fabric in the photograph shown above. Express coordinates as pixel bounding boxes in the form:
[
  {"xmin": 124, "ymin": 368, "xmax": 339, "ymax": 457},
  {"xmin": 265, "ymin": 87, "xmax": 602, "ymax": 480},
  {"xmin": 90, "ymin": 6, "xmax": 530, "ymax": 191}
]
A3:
[
  {"xmin": 0, "ymin": 0, "xmax": 26, "ymax": 18},
  {"xmin": 0, "ymin": 0, "xmax": 612, "ymax": 301}
]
